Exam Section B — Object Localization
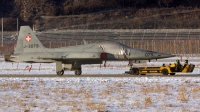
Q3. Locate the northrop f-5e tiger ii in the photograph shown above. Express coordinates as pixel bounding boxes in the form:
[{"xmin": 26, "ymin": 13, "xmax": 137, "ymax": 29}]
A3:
[{"xmin": 5, "ymin": 26, "xmax": 175, "ymax": 76}]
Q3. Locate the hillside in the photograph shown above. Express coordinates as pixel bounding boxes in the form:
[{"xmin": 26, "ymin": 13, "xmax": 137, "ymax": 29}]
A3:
[
  {"xmin": 39, "ymin": 8, "xmax": 200, "ymax": 30},
  {"xmin": 0, "ymin": 0, "xmax": 200, "ymax": 30}
]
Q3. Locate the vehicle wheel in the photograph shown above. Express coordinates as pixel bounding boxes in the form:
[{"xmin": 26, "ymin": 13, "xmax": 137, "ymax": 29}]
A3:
[
  {"xmin": 162, "ymin": 69, "xmax": 169, "ymax": 75},
  {"xmin": 57, "ymin": 69, "xmax": 64, "ymax": 76},
  {"xmin": 170, "ymin": 73, "xmax": 175, "ymax": 75},
  {"xmin": 75, "ymin": 69, "xmax": 82, "ymax": 75},
  {"xmin": 131, "ymin": 68, "xmax": 139, "ymax": 75}
]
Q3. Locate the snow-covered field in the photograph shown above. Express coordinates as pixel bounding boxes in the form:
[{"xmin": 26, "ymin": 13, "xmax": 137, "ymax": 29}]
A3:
[{"xmin": 0, "ymin": 57, "xmax": 200, "ymax": 111}]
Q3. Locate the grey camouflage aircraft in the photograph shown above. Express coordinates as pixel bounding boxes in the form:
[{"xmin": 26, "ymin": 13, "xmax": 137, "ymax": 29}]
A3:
[{"xmin": 5, "ymin": 26, "xmax": 175, "ymax": 76}]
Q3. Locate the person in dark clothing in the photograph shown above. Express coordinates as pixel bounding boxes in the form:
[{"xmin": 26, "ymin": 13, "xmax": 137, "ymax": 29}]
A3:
[
  {"xmin": 182, "ymin": 60, "xmax": 188, "ymax": 69},
  {"xmin": 184, "ymin": 60, "xmax": 188, "ymax": 64},
  {"xmin": 175, "ymin": 59, "xmax": 182, "ymax": 72},
  {"xmin": 162, "ymin": 63, "xmax": 166, "ymax": 67}
]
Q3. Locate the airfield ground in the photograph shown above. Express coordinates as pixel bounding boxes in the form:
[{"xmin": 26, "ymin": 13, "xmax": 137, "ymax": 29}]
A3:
[{"xmin": 0, "ymin": 57, "xmax": 200, "ymax": 111}]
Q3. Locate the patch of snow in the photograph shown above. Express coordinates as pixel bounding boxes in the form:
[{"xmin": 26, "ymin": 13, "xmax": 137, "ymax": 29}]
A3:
[
  {"xmin": 0, "ymin": 77, "xmax": 199, "ymax": 111},
  {"xmin": 0, "ymin": 57, "xmax": 200, "ymax": 111}
]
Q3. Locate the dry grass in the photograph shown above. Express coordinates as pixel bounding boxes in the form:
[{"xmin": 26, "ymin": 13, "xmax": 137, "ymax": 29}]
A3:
[
  {"xmin": 103, "ymin": 90, "xmax": 110, "ymax": 95},
  {"xmin": 86, "ymin": 102, "xmax": 106, "ymax": 110},
  {"xmin": 29, "ymin": 102, "xmax": 37, "ymax": 107},
  {"xmin": 145, "ymin": 97, "xmax": 152, "ymax": 106},
  {"xmin": 155, "ymin": 85, "xmax": 162, "ymax": 92},
  {"xmin": 39, "ymin": 81, "xmax": 45, "ymax": 86},
  {"xmin": 35, "ymin": 95, "xmax": 39, "ymax": 99},
  {"xmin": 11, "ymin": 82, "xmax": 21, "ymax": 89},
  {"xmin": 193, "ymin": 93, "xmax": 200, "ymax": 99},
  {"xmin": 70, "ymin": 106, "xmax": 81, "ymax": 111},
  {"xmin": 21, "ymin": 82, "xmax": 31, "ymax": 89},
  {"xmin": 181, "ymin": 108, "xmax": 194, "ymax": 112},
  {"xmin": 60, "ymin": 88, "xmax": 66, "ymax": 93},
  {"xmin": 116, "ymin": 83, "xmax": 123, "ymax": 87},
  {"xmin": 86, "ymin": 101, "xmax": 97, "ymax": 110},
  {"xmin": 178, "ymin": 86, "xmax": 187, "ymax": 92},
  {"xmin": 58, "ymin": 101, "xmax": 79, "ymax": 107},
  {"xmin": 133, "ymin": 101, "xmax": 140, "ymax": 107},
  {"xmin": 58, "ymin": 101, "xmax": 69, "ymax": 106},
  {"xmin": 0, "ymin": 84, "xmax": 9, "ymax": 89},
  {"xmin": 98, "ymin": 102, "xmax": 106, "ymax": 110},
  {"xmin": 0, "ymin": 78, "xmax": 200, "ymax": 111},
  {"xmin": 66, "ymin": 88, "xmax": 74, "ymax": 94},
  {"xmin": 165, "ymin": 104, "xmax": 173, "ymax": 107},
  {"xmin": 85, "ymin": 93, "xmax": 92, "ymax": 99},
  {"xmin": 192, "ymin": 86, "xmax": 200, "ymax": 92},
  {"xmin": 20, "ymin": 103, "xmax": 27, "ymax": 107},
  {"xmin": 177, "ymin": 93, "xmax": 188, "ymax": 102},
  {"xmin": 52, "ymin": 88, "xmax": 59, "ymax": 94},
  {"xmin": 85, "ymin": 90, "xmax": 93, "ymax": 98},
  {"xmin": 16, "ymin": 98, "xmax": 20, "ymax": 102},
  {"xmin": 24, "ymin": 109, "xmax": 30, "ymax": 112},
  {"xmin": 115, "ymin": 89, "xmax": 122, "ymax": 93},
  {"xmin": 141, "ymin": 87, "xmax": 154, "ymax": 93}
]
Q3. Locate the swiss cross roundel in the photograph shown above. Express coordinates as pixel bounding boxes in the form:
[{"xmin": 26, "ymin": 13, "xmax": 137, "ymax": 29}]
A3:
[{"xmin": 25, "ymin": 35, "xmax": 32, "ymax": 42}]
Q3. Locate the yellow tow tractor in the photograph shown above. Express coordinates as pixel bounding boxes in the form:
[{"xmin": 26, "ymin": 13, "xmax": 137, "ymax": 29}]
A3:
[{"xmin": 125, "ymin": 60, "xmax": 195, "ymax": 75}]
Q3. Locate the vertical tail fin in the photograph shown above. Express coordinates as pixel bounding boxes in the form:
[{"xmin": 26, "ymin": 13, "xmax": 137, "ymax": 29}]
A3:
[{"xmin": 14, "ymin": 26, "xmax": 45, "ymax": 53}]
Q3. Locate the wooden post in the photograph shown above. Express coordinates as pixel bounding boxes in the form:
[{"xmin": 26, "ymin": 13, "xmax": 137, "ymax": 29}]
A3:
[
  {"xmin": 1, "ymin": 18, "xmax": 3, "ymax": 47},
  {"xmin": 174, "ymin": 40, "xmax": 176, "ymax": 54},
  {"xmin": 182, "ymin": 40, "xmax": 184, "ymax": 54},
  {"xmin": 162, "ymin": 40, "xmax": 164, "ymax": 53},
  {"xmin": 49, "ymin": 42, "xmax": 51, "ymax": 48},
  {"xmin": 198, "ymin": 40, "xmax": 200, "ymax": 56},
  {"xmin": 188, "ymin": 40, "xmax": 192, "ymax": 55}
]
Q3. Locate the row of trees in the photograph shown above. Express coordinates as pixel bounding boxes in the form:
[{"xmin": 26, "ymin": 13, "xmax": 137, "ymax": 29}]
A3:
[
  {"xmin": 1, "ymin": 0, "xmax": 200, "ymax": 30},
  {"xmin": 1, "ymin": 0, "xmax": 200, "ymax": 18}
]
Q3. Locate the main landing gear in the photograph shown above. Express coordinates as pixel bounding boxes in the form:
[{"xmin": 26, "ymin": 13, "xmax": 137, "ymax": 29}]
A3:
[
  {"xmin": 56, "ymin": 69, "xmax": 82, "ymax": 76},
  {"xmin": 57, "ymin": 69, "xmax": 64, "ymax": 76},
  {"xmin": 75, "ymin": 69, "xmax": 82, "ymax": 75},
  {"xmin": 56, "ymin": 61, "xmax": 82, "ymax": 76}
]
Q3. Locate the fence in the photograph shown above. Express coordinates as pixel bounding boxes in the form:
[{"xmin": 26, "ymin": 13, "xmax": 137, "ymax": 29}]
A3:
[{"xmin": 0, "ymin": 29, "xmax": 200, "ymax": 56}]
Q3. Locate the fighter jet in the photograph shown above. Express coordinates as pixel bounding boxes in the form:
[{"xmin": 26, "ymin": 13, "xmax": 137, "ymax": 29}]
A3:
[{"xmin": 5, "ymin": 26, "xmax": 175, "ymax": 76}]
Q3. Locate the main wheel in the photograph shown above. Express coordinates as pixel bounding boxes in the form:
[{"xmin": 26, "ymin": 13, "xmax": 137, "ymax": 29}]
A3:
[
  {"xmin": 75, "ymin": 69, "xmax": 82, "ymax": 75},
  {"xmin": 57, "ymin": 69, "xmax": 64, "ymax": 76},
  {"xmin": 131, "ymin": 68, "xmax": 139, "ymax": 75},
  {"xmin": 162, "ymin": 69, "xmax": 169, "ymax": 75}
]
